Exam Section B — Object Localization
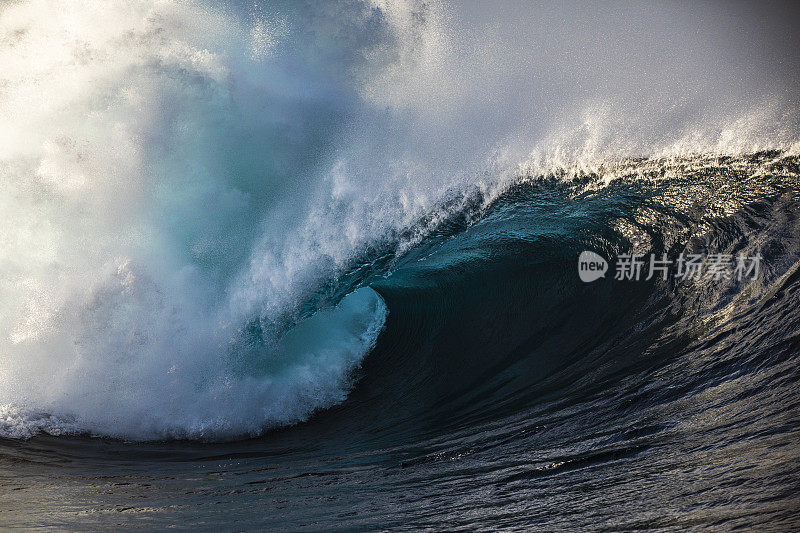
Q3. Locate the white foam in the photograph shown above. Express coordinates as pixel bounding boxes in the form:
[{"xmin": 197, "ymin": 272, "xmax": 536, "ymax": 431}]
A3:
[
  {"xmin": 0, "ymin": 285, "xmax": 387, "ymax": 441},
  {"xmin": 0, "ymin": 0, "xmax": 395, "ymax": 441}
]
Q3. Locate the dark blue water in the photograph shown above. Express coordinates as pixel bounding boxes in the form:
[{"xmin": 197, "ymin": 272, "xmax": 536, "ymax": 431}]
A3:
[{"xmin": 2, "ymin": 152, "xmax": 799, "ymax": 530}]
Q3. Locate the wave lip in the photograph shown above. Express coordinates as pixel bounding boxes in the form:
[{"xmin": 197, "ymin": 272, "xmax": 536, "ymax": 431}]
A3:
[{"xmin": 0, "ymin": 287, "xmax": 387, "ymax": 442}]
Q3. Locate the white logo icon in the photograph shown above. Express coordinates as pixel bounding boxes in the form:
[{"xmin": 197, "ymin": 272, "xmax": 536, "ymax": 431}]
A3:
[{"xmin": 578, "ymin": 251, "xmax": 608, "ymax": 282}]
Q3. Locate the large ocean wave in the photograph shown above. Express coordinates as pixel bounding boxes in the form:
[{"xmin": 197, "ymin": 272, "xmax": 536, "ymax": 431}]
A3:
[{"xmin": 0, "ymin": 0, "xmax": 798, "ymax": 443}]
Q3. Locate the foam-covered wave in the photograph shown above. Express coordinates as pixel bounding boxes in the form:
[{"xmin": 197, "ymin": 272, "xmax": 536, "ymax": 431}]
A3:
[
  {"xmin": 0, "ymin": 0, "xmax": 405, "ymax": 440},
  {"xmin": 0, "ymin": 286, "xmax": 386, "ymax": 440},
  {"xmin": 1, "ymin": 0, "xmax": 798, "ymax": 442}
]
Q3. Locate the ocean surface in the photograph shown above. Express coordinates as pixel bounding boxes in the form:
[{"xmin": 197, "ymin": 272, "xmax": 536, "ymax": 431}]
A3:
[{"xmin": 1, "ymin": 1, "xmax": 799, "ymax": 530}]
